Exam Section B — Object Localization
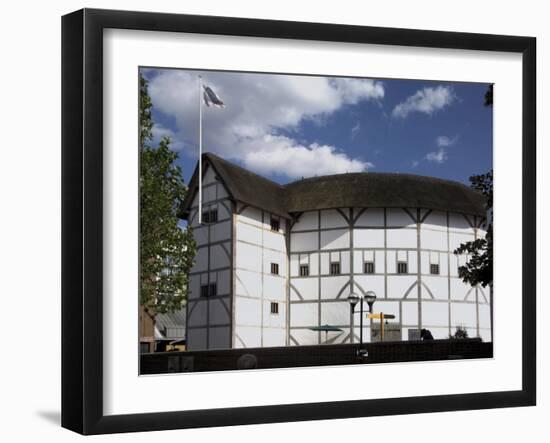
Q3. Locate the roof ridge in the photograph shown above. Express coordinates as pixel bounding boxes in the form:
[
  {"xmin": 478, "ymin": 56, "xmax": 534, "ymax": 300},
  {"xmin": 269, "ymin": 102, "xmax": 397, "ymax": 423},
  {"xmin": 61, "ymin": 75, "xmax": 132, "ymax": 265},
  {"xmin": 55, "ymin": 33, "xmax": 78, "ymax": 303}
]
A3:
[
  {"xmin": 285, "ymin": 170, "xmax": 472, "ymax": 189},
  {"xmin": 204, "ymin": 152, "xmax": 286, "ymax": 189}
]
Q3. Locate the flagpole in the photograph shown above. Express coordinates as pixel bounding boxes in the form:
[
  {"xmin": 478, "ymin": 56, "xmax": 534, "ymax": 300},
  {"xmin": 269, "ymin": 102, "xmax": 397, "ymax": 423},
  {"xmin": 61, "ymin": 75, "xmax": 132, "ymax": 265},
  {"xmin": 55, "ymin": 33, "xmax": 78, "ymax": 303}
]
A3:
[{"xmin": 198, "ymin": 75, "xmax": 202, "ymax": 225}]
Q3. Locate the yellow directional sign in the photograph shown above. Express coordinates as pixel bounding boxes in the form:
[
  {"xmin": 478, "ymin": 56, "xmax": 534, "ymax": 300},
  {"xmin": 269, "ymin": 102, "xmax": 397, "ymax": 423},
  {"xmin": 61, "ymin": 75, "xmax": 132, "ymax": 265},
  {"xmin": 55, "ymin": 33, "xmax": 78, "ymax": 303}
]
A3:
[
  {"xmin": 367, "ymin": 313, "xmax": 395, "ymax": 319},
  {"xmin": 366, "ymin": 312, "xmax": 396, "ymax": 342}
]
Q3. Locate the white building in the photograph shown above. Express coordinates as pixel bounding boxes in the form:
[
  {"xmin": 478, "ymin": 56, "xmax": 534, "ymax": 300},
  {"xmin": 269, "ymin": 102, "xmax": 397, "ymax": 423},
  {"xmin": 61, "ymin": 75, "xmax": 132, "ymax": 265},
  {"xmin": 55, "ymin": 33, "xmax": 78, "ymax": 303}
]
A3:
[{"xmin": 181, "ymin": 153, "xmax": 491, "ymax": 351}]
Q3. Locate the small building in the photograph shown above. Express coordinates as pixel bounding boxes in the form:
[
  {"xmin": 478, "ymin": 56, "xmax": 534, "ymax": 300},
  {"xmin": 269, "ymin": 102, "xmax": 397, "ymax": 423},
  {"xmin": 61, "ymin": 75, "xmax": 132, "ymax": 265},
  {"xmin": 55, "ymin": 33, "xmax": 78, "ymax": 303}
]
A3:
[
  {"xmin": 181, "ymin": 153, "xmax": 491, "ymax": 351},
  {"xmin": 155, "ymin": 310, "xmax": 187, "ymax": 352}
]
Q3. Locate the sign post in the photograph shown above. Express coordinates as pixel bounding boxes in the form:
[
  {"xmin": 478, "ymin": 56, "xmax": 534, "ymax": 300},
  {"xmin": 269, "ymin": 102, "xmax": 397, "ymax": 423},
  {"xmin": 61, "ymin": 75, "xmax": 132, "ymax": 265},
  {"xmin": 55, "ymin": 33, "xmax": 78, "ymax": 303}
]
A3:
[{"xmin": 367, "ymin": 313, "xmax": 395, "ymax": 342}]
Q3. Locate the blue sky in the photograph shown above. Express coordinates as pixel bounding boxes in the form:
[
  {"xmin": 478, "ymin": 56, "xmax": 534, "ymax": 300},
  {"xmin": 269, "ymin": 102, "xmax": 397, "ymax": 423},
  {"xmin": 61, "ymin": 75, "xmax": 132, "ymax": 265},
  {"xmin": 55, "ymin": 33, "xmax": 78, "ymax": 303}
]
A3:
[{"xmin": 141, "ymin": 68, "xmax": 492, "ymax": 186}]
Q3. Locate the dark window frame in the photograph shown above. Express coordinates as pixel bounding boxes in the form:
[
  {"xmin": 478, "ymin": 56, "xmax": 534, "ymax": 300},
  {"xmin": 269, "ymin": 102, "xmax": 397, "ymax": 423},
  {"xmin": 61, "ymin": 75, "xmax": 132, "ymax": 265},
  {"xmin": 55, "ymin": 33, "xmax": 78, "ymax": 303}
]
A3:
[
  {"xmin": 364, "ymin": 261, "xmax": 375, "ymax": 274},
  {"xmin": 209, "ymin": 282, "xmax": 217, "ymax": 297},
  {"xmin": 430, "ymin": 264, "xmax": 440, "ymax": 275},
  {"xmin": 330, "ymin": 262, "xmax": 341, "ymax": 275},
  {"xmin": 299, "ymin": 264, "xmax": 310, "ymax": 276},
  {"xmin": 209, "ymin": 208, "xmax": 218, "ymax": 223},
  {"xmin": 270, "ymin": 217, "xmax": 280, "ymax": 232},
  {"xmin": 271, "ymin": 262, "xmax": 279, "ymax": 275},
  {"xmin": 270, "ymin": 302, "xmax": 279, "ymax": 315},
  {"xmin": 397, "ymin": 261, "xmax": 408, "ymax": 274},
  {"xmin": 200, "ymin": 284, "xmax": 209, "ymax": 297}
]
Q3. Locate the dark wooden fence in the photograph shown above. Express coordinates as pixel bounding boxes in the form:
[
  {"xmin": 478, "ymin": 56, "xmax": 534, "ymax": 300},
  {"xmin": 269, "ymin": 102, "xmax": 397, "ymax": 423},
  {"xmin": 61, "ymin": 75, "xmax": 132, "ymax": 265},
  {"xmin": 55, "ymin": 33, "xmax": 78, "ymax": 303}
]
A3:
[{"xmin": 140, "ymin": 338, "xmax": 492, "ymax": 374}]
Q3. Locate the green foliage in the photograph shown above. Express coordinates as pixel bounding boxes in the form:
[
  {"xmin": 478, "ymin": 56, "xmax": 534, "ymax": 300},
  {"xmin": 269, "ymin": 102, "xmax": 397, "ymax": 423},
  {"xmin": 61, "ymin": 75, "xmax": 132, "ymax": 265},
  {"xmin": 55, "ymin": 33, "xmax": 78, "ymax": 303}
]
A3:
[
  {"xmin": 450, "ymin": 326, "xmax": 469, "ymax": 339},
  {"xmin": 454, "ymin": 171, "xmax": 493, "ymax": 288},
  {"xmin": 139, "ymin": 74, "xmax": 196, "ymax": 314}
]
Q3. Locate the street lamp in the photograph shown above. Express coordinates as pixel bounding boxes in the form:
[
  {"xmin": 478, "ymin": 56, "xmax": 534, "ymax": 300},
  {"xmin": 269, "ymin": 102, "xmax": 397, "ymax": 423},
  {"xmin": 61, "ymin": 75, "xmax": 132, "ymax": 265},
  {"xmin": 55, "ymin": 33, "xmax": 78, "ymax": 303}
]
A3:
[
  {"xmin": 348, "ymin": 291, "xmax": 377, "ymax": 354},
  {"xmin": 365, "ymin": 291, "xmax": 377, "ymax": 313},
  {"xmin": 347, "ymin": 293, "xmax": 360, "ymax": 344}
]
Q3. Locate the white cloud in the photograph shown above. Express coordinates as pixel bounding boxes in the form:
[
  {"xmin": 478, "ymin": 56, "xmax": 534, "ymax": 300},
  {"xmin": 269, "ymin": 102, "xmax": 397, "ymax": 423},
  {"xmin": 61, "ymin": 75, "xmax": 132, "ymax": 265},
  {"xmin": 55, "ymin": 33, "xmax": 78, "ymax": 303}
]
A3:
[
  {"xmin": 436, "ymin": 135, "xmax": 458, "ymax": 147},
  {"xmin": 351, "ymin": 122, "xmax": 361, "ymax": 140},
  {"xmin": 240, "ymin": 134, "xmax": 373, "ymax": 179},
  {"xmin": 426, "ymin": 148, "xmax": 448, "ymax": 164},
  {"xmin": 146, "ymin": 70, "xmax": 383, "ymax": 179},
  {"xmin": 392, "ymin": 86, "xmax": 455, "ymax": 118},
  {"xmin": 411, "ymin": 160, "xmax": 420, "ymax": 168}
]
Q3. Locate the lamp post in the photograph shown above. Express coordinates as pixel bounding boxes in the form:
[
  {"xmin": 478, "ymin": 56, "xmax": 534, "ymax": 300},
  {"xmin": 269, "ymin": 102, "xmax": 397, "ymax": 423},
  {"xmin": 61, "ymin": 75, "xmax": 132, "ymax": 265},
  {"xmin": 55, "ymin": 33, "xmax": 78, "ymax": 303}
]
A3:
[
  {"xmin": 365, "ymin": 291, "xmax": 377, "ymax": 314},
  {"xmin": 347, "ymin": 293, "xmax": 359, "ymax": 344},
  {"xmin": 348, "ymin": 291, "xmax": 376, "ymax": 352}
]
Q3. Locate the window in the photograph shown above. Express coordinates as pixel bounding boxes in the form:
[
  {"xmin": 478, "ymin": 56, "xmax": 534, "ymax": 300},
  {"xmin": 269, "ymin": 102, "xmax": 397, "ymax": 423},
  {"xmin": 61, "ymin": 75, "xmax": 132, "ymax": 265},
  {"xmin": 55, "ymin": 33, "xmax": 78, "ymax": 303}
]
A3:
[
  {"xmin": 299, "ymin": 264, "xmax": 310, "ymax": 276},
  {"xmin": 270, "ymin": 217, "xmax": 280, "ymax": 232},
  {"xmin": 209, "ymin": 283, "xmax": 217, "ymax": 297},
  {"xmin": 330, "ymin": 262, "xmax": 341, "ymax": 275},
  {"xmin": 201, "ymin": 208, "xmax": 218, "ymax": 223},
  {"xmin": 200, "ymin": 285, "xmax": 209, "ymax": 297},
  {"xmin": 270, "ymin": 302, "xmax": 279, "ymax": 314},
  {"xmin": 364, "ymin": 261, "xmax": 375, "ymax": 274},
  {"xmin": 397, "ymin": 262, "xmax": 408, "ymax": 274},
  {"xmin": 430, "ymin": 264, "xmax": 440, "ymax": 275},
  {"xmin": 271, "ymin": 263, "xmax": 279, "ymax": 275},
  {"xmin": 209, "ymin": 209, "xmax": 218, "ymax": 223}
]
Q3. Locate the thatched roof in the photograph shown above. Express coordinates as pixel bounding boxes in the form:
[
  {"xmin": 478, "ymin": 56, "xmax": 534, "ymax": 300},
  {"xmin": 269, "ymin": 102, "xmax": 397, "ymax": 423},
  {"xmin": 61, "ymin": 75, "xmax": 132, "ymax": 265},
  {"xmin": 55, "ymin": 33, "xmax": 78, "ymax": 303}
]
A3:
[
  {"xmin": 285, "ymin": 172, "xmax": 486, "ymax": 216},
  {"xmin": 181, "ymin": 154, "xmax": 486, "ymax": 219},
  {"xmin": 182, "ymin": 153, "xmax": 288, "ymax": 218}
]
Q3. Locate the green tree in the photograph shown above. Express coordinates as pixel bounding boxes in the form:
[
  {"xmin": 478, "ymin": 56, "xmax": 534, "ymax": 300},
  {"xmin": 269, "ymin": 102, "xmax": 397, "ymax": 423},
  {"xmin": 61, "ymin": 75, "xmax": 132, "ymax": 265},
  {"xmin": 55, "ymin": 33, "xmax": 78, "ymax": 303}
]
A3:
[
  {"xmin": 139, "ymin": 74, "xmax": 196, "ymax": 314},
  {"xmin": 454, "ymin": 170, "xmax": 493, "ymax": 287}
]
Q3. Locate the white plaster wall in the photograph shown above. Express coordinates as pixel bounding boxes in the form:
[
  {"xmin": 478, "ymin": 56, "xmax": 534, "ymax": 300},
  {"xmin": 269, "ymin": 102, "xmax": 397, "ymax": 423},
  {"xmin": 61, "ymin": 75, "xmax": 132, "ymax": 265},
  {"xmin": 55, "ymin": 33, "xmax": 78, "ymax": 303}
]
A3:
[
  {"xmin": 320, "ymin": 302, "xmax": 349, "ymax": 325},
  {"xmin": 202, "ymin": 165, "xmax": 217, "ymax": 185},
  {"xmin": 355, "ymin": 208, "xmax": 384, "ymax": 227},
  {"xmin": 422, "ymin": 210, "xmax": 447, "ymax": 231},
  {"xmin": 450, "ymin": 302, "xmax": 478, "ymax": 328},
  {"xmin": 290, "ymin": 328, "xmax": 319, "ymax": 346},
  {"xmin": 291, "ymin": 232, "xmax": 318, "ymax": 251},
  {"xmin": 422, "ymin": 276, "xmax": 447, "ymax": 300},
  {"xmin": 449, "ymin": 232, "xmax": 476, "ymax": 251},
  {"xmin": 354, "ymin": 229, "xmax": 384, "ymax": 248},
  {"xmin": 235, "ymin": 326, "xmax": 262, "ymax": 348},
  {"xmin": 292, "ymin": 211, "xmax": 318, "ymax": 230},
  {"xmin": 235, "ymin": 269, "xmax": 261, "ymax": 297},
  {"xmin": 387, "ymin": 228, "xmax": 417, "ymax": 249},
  {"xmin": 420, "ymin": 229, "xmax": 447, "ymax": 251},
  {"xmin": 291, "ymin": 278, "xmax": 319, "ymax": 301},
  {"xmin": 235, "ymin": 242, "xmax": 262, "ymax": 272},
  {"xmin": 262, "ymin": 328, "xmax": 287, "ymax": 347},
  {"xmin": 233, "ymin": 207, "xmax": 288, "ymax": 348},
  {"xmin": 402, "ymin": 301, "xmax": 419, "ymax": 326},
  {"xmin": 208, "ymin": 298, "xmax": 231, "ymax": 325},
  {"xmin": 290, "ymin": 303, "xmax": 318, "ymax": 327},
  {"xmin": 210, "ymin": 243, "xmax": 230, "ymax": 269},
  {"xmin": 320, "ymin": 229, "xmax": 350, "ymax": 250},
  {"xmin": 186, "ymin": 328, "xmax": 207, "ymax": 351},
  {"xmin": 320, "ymin": 276, "xmax": 350, "ymax": 300},
  {"xmin": 208, "ymin": 326, "xmax": 231, "ymax": 349},
  {"xmin": 187, "ymin": 300, "xmax": 208, "ymax": 327},
  {"xmin": 234, "ymin": 296, "xmax": 261, "ymax": 327},
  {"xmin": 320, "ymin": 209, "xmax": 349, "ymax": 228},
  {"xmin": 263, "ymin": 275, "xmax": 286, "ymax": 301},
  {"xmin": 388, "ymin": 275, "xmax": 417, "ymax": 298},
  {"xmin": 236, "ymin": 221, "xmax": 262, "ymax": 244},
  {"xmin": 354, "ymin": 275, "xmax": 384, "ymax": 298},
  {"xmin": 387, "ymin": 208, "xmax": 416, "ymax": 227},
  {"xmin": 422, "ymin": 301, "xmax": 449, "ymax": 327}
]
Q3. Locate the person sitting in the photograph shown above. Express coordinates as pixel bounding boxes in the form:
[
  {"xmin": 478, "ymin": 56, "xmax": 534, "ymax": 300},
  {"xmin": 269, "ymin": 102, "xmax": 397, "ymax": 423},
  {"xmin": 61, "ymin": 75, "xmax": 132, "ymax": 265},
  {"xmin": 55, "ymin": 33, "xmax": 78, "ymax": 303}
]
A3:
[{"xmin": 420, "ymin": 328, "xmax": 434, "ymax": 340}]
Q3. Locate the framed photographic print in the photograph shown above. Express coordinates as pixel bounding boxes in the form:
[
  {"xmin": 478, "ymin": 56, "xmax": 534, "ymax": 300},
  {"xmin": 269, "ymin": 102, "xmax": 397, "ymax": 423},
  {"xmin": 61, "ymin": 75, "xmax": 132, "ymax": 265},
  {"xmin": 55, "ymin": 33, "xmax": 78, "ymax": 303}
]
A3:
[{"xmin": 62, "ymin": 8, "xmax": 536, "ymax": 435}]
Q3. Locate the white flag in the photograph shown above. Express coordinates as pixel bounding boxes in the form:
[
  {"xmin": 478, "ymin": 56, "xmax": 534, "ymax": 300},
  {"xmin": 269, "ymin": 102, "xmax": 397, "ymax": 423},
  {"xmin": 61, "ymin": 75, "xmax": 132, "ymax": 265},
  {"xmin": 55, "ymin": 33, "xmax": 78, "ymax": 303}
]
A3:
[{"xmin": 203, "ymin": 85, "xmax": 225, "ymax": 108}]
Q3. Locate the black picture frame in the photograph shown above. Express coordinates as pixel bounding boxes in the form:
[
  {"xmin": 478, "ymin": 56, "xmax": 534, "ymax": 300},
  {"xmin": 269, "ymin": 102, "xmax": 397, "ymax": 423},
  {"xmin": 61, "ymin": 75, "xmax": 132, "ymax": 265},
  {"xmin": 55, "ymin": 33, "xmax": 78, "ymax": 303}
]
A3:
[{"xmin": 62, "ymin": 8, "xmax": 536, "ymax": 435}]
